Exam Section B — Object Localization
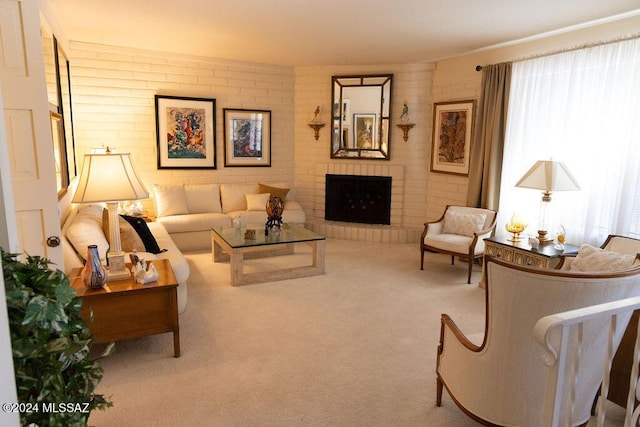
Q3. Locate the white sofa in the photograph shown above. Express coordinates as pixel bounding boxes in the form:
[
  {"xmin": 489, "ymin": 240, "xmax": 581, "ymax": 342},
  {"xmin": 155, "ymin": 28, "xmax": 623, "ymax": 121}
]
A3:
[
  {"xmin": 61, "ymin": 204, "xmax": 189, "ymax": 313},
  {"xmin": 153, "ymin": 182, "xmax": 306, "ymax": 252}
]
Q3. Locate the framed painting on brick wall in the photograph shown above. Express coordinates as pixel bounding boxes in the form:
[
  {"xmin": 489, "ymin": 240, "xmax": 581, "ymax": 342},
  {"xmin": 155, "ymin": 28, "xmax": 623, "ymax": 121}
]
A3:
[
  {"xmin": 155, "ymin": 95, "xmax": 216, "ymax": 169},
  {"xmin": 430, "ymin": 100, "xmax": 476, "ymax": 176},
  {"xmin": 223, "ymin": 108, "xmax": 271, "ymax": 167}
]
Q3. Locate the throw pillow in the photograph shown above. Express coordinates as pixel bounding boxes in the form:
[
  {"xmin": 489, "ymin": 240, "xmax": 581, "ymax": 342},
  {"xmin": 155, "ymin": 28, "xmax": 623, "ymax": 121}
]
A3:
[
  {"xmin": 102, "ymin": 209, "xmax": 145, "ymax": 253},
  {"xmin": 442, "ymin": 211, "xmax": 487, "ymax": 237},
  {"xmin": 258, "ymin": 183, "xmax": 290, "ymax": 201},
  {"xmin": 120, "ymin": 215, "xmax": 164, "ymax": 254},
  {"xmin": 153, "ymin": 184, "xmax": 188, "ymax": 217},
  {"xmin": 570, "ymin": 244, "xmax": 640, "ymax": 272},
  {"xmin": 220, "ymin": 183, "xmax": 259, "ymax": 213},
  {"xmin": 246, "ymin": 193, "xmax": 271, "ymax": 211}
]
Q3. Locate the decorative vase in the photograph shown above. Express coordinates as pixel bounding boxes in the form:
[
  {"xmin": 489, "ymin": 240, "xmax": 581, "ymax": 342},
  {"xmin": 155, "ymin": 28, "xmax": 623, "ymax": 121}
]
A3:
[
  {"xmin": 505, "ymin": 212, "xmax": 527, "ymax": 242},
  {"xmin": 265, "ymin": 196, "xmax": 284, "ymax": 235},
  {"xmin": 81, "ymin": 244, "xmax": 107, "ymax": 289}
]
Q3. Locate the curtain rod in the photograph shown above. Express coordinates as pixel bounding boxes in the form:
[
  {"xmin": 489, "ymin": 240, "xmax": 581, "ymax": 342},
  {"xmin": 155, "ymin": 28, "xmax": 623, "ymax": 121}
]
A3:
[{"xmin": 475, "ymin": 32, "xmax": 640, "ymax": 71}]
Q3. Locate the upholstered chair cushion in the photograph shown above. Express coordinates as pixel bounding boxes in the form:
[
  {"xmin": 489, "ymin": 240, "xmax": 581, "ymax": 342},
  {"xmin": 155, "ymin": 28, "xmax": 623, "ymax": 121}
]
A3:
[
  {"xmin": 442, "ymin": 211, "xmax": 487, "ymax": 236},
  {"xmin": 570, "ymin": 244, "xmax": 640, "ymax": 272}
]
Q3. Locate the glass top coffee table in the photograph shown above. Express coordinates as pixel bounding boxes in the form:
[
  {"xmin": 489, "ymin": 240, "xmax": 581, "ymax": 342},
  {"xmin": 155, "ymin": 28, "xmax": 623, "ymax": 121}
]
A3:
[{"xmin": 211, "ymin": 223, "xmax": 326, "ymax": 286}]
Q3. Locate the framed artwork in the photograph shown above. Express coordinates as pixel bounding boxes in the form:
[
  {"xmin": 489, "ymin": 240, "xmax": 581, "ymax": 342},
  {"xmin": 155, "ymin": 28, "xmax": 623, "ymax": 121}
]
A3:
[
  {"xmin": 155, "ymin": 95, "xmax": 216, "ymax": 169},
  {"xmin": 431, "ymin": 100, "xmax": 476, "ymax": 176},
  {"xmin": 354, "ymin": 113, "xmax": 376, "ymax": 149},
  {"xmin": 223, "ymin": 108, "xmax": 271, "ymax": 167}
]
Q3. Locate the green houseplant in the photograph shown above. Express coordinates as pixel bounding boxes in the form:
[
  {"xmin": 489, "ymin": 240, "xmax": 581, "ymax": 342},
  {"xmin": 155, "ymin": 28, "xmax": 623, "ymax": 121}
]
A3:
[{"xmin": 2, "ymin": 249, "xmax": 111, "ymax": 426}]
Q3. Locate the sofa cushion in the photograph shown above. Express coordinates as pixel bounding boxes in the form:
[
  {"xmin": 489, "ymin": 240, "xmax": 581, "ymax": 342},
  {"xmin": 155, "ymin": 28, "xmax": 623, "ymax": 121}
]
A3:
[
  {"xmin": 570, "ymin": 244, "xmax": 640, "ymax": 272},
  {"xmin": 258, "ymin": 183, "xmax": 290, "ymax": 201},
  {"xmin": 157, "ymin": 212, "xmax": 231, "ymax": 233},
  {"xmin": 185, "ymin": 183, "xmax": 222, "ymax": 214},
  {"xmin": 154, "ymin": 184, "xmax": 189, "ymax": 217},
  {"xmin": 246, "ymin": 193, "xmax": 270, "ymax": 211},
  {"xmin": 102, "ymin": 209, "xmax": 145, "ymax": 253},
  {"xmin": 121, "ymin": 215, "xmax": 163, "ymax": 254},
  {"xmin": 442, "ymin": 211, "xmax": 486, "ymax": 237},
  {"xmin": 66, "ymin": 204, "xmax": 109, "ymax": 261},
  {"xmin": 220, "ymin": 183, "xmax": 259, "ymax": 213}
]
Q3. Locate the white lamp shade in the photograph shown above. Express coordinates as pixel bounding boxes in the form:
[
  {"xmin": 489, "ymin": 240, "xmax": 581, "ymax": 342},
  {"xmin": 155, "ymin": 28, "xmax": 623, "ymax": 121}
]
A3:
[
  {"xmin": 515, "ymin": 160, "xmax": 580, "ymax": 192},
  {"xmin": 72, "ymin": 153, "xmax": 148, "ymax": 203}
]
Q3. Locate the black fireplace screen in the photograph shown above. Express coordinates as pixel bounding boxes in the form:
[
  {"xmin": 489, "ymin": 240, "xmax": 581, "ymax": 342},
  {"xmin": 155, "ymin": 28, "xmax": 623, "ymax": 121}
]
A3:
[{"xmin": 325, "ymin": 174, "xmax": 392, "ymax": 225}]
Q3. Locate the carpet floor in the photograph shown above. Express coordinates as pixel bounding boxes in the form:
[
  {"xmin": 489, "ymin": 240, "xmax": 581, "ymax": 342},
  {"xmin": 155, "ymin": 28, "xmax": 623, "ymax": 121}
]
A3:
[{"xmin": 86, "ymin": 239, "xmax": 623, "ymax": 426}]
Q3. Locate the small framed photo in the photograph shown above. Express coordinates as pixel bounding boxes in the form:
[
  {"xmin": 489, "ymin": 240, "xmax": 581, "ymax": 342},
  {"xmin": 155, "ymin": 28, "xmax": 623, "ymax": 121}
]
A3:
[
  {"xmin": 431, "ymin": 100, "xmax": 476, "ymax": 176},
  {"xmin": 223, "ymin": 109, "xmax": 271, "ymax": 167},
  {"xmin": 353, "ymin": 113, "xmax": 376, "ymax": 149},
  {"xmin": 155, "ymin": 95, "xmax": 216, "ymax": 169}
]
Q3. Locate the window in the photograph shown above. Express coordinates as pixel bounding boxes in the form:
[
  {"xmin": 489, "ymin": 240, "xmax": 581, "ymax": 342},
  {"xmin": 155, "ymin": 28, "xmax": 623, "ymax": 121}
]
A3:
[{"xmin": 498, "ymin": 37, "xmax": 640, "ymax": 245}]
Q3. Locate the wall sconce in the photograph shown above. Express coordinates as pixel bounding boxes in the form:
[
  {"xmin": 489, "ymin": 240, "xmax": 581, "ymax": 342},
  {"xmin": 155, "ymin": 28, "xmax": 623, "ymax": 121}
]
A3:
[
  {"xmin": 308, "ymin": 105, "xmax": 325, "ymax": 140},
  {"xmin": 395, "ymin": 102, "xmax": 415, "ymax": 141}
]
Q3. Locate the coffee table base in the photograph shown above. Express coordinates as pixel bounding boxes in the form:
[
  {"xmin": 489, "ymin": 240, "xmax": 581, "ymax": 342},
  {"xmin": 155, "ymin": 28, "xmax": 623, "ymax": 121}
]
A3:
[{"xmin": 212, "ymin": 236, "xmax": 326, "ymax": 286}]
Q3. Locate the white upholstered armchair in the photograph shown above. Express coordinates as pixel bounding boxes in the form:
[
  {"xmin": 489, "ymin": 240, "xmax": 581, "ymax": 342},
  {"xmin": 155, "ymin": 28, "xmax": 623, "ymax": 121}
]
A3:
[
  {"xmin": 421, "ymin": 205, "xmax": 497, "ymax": 284},
  {"xmin": 436, "ymin": 256, "xmax": 640, "ymax": 426}
]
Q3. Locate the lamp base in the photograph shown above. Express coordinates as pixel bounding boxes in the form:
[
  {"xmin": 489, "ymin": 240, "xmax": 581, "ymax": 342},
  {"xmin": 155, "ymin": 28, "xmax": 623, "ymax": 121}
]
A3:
[
  {"xmin": 106, "ymin": 252, "xmax": 131, "ymax": 281},
  {"xmin": 537, "ymin": 230, "xmax": 554, "ymax": 245}
]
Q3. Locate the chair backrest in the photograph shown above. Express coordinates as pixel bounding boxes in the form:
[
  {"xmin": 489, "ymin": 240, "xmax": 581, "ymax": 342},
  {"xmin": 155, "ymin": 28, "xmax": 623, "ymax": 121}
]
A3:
[
  {"xmin": 477, "ymin": 257, "xmax": 640, "ymax": 426},
  {"xmin": 445, "ymin": 205, "xmax": 497, "ymax": 231},
  {"xmin": 602, "ymin": 234, "xmax": 640, "ymax": 254},
  {"xmin": 534, "ymin": 295, "xmax": 640, "ymax": 426}
]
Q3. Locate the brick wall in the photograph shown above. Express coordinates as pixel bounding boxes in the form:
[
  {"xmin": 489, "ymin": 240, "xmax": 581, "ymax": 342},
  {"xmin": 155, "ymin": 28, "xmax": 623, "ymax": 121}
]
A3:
[
  {"xmin": 68, "ymin": 42, "xmax": 296, "ymax": 214},
  {"xmin": 293, "ymin": 64, "xmax": 435, "ymax": 241}
]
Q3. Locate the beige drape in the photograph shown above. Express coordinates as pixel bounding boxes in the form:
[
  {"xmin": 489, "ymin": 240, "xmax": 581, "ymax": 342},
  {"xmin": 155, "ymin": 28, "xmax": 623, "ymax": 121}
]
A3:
[{"xmin": 466, "ymin": 62, "xmax": 512, "ymax": 210}]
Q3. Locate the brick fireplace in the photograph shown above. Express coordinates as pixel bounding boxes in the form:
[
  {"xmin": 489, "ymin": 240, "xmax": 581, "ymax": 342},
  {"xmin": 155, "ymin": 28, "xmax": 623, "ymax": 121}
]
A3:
[{"xmin": 308, "ymin": 163, "xmax": 418, "ymax": 243}]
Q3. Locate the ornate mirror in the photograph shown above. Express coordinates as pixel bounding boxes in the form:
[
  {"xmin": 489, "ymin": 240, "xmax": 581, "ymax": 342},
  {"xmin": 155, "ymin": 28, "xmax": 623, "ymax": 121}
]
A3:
[{"xmin": 331, "ymin": 74, "xmax": 392, "ymax": 160}]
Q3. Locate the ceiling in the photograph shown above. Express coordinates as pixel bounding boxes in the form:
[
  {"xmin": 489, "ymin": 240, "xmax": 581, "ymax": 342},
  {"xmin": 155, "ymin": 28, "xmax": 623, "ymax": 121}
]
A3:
[{"xmin": 47, "ymin": 0, "xmax": 640, "ymax": 67}]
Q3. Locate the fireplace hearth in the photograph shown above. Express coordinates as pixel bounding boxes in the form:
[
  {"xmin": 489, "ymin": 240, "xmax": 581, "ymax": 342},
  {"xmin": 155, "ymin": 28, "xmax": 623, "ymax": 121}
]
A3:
[{"xmin": 325, "ymin": 174, "xmax": 392, "ymax": 225}]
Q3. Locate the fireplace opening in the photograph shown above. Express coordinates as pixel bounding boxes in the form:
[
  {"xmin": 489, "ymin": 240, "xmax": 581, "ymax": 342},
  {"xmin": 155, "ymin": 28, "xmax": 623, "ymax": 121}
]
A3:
[{"xmin": 325, "ymin": 174, "xmax": 392, "ymax": 225}]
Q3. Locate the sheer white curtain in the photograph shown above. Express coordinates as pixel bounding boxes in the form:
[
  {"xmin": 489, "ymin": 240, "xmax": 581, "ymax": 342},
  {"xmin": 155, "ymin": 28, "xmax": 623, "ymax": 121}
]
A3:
[{"xmin": 498, "ymin": 37, "xmax": 640, "ymax": 246}]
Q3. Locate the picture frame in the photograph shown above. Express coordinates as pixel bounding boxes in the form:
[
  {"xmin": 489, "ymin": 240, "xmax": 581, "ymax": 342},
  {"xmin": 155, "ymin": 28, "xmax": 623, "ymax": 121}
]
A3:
[
  {"xmin": 431, "ymin": 100, "xmax": 476, "ymax": 176},
  {"xmin": 353, "ymin": 113, "xmax": 376, "ymax": 149},
  {"xmin": 223, "ymin": 108, "xmax": 271, "ymax": 167},
  {"xmin": 155, "ymin": 95, "xmax": 216, "ymax": 169}
]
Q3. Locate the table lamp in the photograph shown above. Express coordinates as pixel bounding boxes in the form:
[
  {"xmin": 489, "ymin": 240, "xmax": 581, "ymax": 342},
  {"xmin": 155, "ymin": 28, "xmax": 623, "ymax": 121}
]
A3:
[
  {"xmin": 515, "ymin": 160, "xmax": 580, "ymax": 244},
  {"xmin": 72, "ymin": 152, "xmax": 148, "ymax": 281}
]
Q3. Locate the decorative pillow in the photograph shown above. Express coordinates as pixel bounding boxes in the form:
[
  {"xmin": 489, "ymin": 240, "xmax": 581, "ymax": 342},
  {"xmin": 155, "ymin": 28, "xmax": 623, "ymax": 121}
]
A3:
[
  {"xmin": 120, "ymin": 215, "xmax": 164, "ymax": 254},
  {"xmin": 246, "ymin": 193, "xmax": 270, "ymax": 211},
  {"xmin": 102, "ymin": 209, "xmax": 145, "ymax": 253},
  {"xmin": 153, "ymin": 184, "xmax": 188, "ymax": 217},
  {"xmin": 185, "ymin": 184, "xmax": 222, "ymax": 214},
  {"xmin": 442, "ymin": 211, "xmax": 487, "ymax": 237},
  {"xmin": 258, "ymin": 183, "xmax": 290, "ymax": 201},
  {"xmin": 66, "ymin": 205, "xmax": 109, "ymax": 261},
  {"xmin": 220, "ymin": 183, "xmax": 259, "ymax": 213},
  {"xmin": 570, "ymin": 244, "xmax": 640, "ymax": 272}
]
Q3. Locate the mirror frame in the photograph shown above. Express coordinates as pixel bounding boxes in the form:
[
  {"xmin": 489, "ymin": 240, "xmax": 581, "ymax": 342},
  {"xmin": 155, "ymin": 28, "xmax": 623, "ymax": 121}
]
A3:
[{"xmin": 331, "ymin": 74, "xmax": 393, "ymax": 160}]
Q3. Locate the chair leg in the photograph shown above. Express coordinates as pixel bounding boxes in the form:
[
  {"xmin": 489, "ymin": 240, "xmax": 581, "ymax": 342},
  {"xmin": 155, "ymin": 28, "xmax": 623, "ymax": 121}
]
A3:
[
  {"xmin": 451, "ymin": 255, "xmax": 454, "ymax": 266},
  {"xmin": 420, "ymin": 248, "xmax": 424, "ymax": 270},
  {"xmin": 436, "ymin": 377, "xmax": 443, "ymax": 407},
  {"xmin": 467, "ymin": 257, "xmax": 473, "ymax": 284}
]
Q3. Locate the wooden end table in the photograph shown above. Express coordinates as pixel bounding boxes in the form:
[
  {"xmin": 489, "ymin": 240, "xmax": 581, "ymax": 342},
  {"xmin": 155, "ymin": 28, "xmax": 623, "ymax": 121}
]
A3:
[{"xmin": 69, "ymin": 258, "xmax": 180, "ymax": 357}]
